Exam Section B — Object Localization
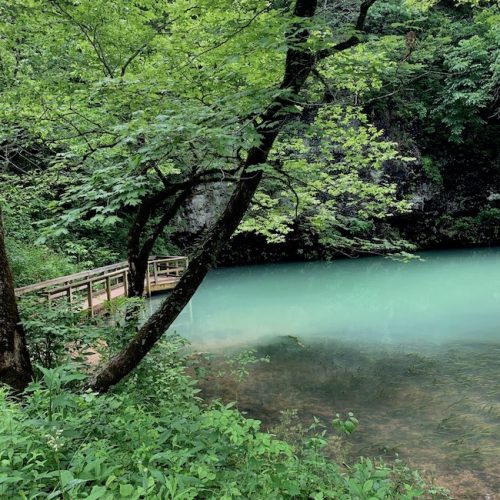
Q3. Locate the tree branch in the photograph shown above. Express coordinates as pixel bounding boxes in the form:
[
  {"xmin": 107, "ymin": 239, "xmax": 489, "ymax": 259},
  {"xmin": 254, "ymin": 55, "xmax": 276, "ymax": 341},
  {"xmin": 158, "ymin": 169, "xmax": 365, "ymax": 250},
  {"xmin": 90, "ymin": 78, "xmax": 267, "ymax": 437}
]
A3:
[
  {"xmin": 49, "ymin": 0, "xmax": 115, "ymax": 77},
  {"xmin": 139, "ymin": 187, "xmax": 194, "ymax": 260},
  {"xmin": 317, "ymin": 0, "xmax": 377, "ymax": 60}
]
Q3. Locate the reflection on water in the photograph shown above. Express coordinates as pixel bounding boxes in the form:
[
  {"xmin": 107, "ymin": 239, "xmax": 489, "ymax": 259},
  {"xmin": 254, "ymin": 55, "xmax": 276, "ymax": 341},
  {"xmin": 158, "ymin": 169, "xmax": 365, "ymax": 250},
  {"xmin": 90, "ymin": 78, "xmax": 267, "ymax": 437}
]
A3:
[{"xmin": 148, "ymin": 248, "xmax": 500, "ymax": 497}]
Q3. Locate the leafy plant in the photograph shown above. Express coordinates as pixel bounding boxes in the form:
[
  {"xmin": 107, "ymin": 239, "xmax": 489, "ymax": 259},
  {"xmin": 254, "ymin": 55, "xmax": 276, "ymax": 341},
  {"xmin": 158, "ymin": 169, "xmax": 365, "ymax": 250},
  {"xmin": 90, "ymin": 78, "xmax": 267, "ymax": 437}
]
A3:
[
  {"xmin": 333, "ymin": 412, "xmax": 360, "ymax": 436},
  {"xmin": 0, "ymin": 340, "xmax": 448, "ymax": 499}
]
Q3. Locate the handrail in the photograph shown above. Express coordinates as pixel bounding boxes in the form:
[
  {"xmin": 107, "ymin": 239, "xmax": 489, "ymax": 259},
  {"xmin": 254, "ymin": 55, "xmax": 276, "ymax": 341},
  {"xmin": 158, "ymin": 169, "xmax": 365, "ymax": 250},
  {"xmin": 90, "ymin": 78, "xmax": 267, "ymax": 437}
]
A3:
[
  {"xmin": 15, "ymin": 256, "xmax": 188, "ymax": 297},
  {"xmin": 15, "ymin": 261, "xmax": 128, "ymax": 296}
]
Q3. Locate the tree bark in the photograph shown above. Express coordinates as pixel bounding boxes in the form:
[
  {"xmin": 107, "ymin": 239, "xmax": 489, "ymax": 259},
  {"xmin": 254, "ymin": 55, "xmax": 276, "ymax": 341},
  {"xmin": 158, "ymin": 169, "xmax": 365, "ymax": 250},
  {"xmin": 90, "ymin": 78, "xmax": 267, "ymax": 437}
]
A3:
[
  {"xmin": 0, "ymin": 208, "xmax": 33, "ymax": 392},
  {"xmin": 126, "ymin": 191, "xmax": 167, "ymax": 298},
  {"xmin": 127, "ymin": 187, "xmax": 194, "ymax": 298}
]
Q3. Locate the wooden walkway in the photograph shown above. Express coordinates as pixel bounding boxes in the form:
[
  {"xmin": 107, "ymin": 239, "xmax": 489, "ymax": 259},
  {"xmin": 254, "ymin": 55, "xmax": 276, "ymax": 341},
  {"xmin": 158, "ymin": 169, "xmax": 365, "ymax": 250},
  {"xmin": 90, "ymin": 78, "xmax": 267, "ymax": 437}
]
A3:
[{"xmin": 14, "ymin": 256, "xmax": 188, "ymax": 315}]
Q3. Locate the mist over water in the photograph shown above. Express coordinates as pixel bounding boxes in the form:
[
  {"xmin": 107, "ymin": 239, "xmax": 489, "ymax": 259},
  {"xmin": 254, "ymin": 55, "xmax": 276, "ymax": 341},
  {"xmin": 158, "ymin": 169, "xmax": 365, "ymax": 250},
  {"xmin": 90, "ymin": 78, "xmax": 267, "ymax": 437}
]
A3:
[{"xmin": 148, "ymin": 247, "xmax": 500, "ymax": 497}]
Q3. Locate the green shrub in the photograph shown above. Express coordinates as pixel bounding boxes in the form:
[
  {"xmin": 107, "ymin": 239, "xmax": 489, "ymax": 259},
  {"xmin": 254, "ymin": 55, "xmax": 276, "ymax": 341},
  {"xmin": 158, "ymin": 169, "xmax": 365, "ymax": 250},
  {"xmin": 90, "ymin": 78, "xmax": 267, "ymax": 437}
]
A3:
[
  {"xmin": 6, "ymin": 238, "xmax": 77, "ymax": 288},
  {"xmin": 421, "ymin": 156, "xmax": 443, "ymax": 185},
  {"xmin": 0, "ymin": 333, "xmax": 448, "ymax": 499}
]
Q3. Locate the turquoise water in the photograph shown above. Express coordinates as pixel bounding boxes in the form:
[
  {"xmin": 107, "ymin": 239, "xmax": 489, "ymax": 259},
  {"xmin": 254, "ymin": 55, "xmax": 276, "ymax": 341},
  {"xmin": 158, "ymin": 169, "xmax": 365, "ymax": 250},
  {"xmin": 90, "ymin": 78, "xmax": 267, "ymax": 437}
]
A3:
[
  {"xmin": 150, "ymin": 247, "xmax": 500, "ymax": 348},
  {"xmin": 148, "ymin": 248, "xmax": 500, "ymax": 497}
]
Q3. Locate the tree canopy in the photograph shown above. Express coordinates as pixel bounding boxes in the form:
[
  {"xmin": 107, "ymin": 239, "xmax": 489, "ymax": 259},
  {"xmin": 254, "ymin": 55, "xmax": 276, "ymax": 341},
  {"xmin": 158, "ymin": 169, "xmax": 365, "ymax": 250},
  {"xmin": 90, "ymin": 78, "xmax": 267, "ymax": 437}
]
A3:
[{"xmin": 0, "ymin": 0, "xmax": 499, "ymax": 497}]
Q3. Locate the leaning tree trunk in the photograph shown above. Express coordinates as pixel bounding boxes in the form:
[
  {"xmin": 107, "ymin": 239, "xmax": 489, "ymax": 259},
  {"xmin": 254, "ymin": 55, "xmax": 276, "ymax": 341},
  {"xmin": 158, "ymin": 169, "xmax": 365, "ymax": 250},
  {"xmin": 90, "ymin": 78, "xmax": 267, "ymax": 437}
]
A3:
[
  {"xmin": 89, "ymin": 171, "xmax": 264, "ymax": 392},
  {"xmin": 87, "ymin": 0, "xmax": 319, "ymax": 393},
  {"xmin": 0, "ymin": 208, "xmax": 33, "ymax": 392}
]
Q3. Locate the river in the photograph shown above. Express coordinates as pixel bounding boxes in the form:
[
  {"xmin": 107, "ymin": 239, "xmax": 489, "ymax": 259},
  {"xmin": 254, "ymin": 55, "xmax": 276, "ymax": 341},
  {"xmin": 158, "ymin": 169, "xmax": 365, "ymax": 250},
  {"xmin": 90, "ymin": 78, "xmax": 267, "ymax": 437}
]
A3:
[{"xmin": 148, "ymin": 247, "xmax": 500, "ymax": 497}]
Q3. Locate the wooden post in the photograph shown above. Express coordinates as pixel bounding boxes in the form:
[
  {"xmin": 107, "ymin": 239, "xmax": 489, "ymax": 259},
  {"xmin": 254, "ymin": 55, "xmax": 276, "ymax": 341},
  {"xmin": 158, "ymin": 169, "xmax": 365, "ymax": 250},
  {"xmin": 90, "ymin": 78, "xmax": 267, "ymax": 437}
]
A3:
[
  {"xmin": 123, "ymin": 271, "xmax": 128, "ymax": 297},
  {"xmin": 106, "ymin": 276, "xmax": 112, "ymax": 302},
  {"xmin": 87, "ymin": 281, "xmax": 94, "ymax": 317},
  {"xmin": 67, "ymin": 287, "xmax": 73, "ymax": 306},
  {"xmin": 153, "ymin": 260, "xmax": 158, "ymax": 284},
  {"xmin": 145, "ymin": 264, "xmax": 151, "ymax": 297}
]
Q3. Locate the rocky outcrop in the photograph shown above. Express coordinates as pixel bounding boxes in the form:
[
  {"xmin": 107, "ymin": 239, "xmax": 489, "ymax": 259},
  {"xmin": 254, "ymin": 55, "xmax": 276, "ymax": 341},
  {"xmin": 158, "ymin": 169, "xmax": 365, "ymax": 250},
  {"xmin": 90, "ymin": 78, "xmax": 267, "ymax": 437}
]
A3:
[{"xmin": 175, "ymin": 119, "xmax": 500, "ymax": 265}]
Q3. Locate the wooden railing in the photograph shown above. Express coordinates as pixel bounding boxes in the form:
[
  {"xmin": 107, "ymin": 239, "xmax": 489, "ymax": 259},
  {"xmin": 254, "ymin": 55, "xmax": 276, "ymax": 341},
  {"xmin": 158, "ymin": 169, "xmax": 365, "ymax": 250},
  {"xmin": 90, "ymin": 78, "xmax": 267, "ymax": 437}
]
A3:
[{"xmin": 15, "ymin": 256, "xmax": 188, "ymax": 314}]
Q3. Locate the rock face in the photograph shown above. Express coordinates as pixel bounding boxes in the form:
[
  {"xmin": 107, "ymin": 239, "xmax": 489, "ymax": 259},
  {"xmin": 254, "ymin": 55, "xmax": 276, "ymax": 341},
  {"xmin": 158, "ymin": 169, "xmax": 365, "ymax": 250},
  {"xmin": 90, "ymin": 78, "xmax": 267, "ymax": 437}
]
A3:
[
  {"xmin": 182, "ymin": 184, "xmax": 230, "ymax": 234},
  {"xmin": 389, "ymin": 125, "xmax": 500, "ymax": 249},
  {"xmin": 178, "ymin": 120, "xmax": 500, "ymax": 265}
]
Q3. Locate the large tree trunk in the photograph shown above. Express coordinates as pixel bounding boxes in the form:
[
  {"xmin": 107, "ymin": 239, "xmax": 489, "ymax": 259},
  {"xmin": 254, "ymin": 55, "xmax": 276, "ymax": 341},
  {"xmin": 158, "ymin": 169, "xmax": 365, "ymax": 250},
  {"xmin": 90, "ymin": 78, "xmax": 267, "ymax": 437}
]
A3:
[
  {"xmin": 127, "ymin": 200, "xmax": 155, "ymax": 298},
  {"xmin": 88, "ymin": 0, "xmax": 319, "ymax": 393},
  {"xmin": 0, "ymin": 209, "xmax": 33, "ymax": 392},
  {"xmin": 127, "ymin": 254, "xmax": 148, "ymax": 298}
]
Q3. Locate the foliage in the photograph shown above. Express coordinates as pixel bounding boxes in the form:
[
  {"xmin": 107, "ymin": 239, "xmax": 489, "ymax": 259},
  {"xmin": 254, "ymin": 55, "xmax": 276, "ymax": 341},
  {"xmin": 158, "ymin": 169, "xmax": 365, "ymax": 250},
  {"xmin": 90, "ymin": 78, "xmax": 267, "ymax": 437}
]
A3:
[
  {"xmin": 238, "ymin": 105, "xmax": 414, "ymax": 253},
  {"xmin": 333, "ymin": 412, "xmax": 360, "ymax": 436},
  {"xmin": 1, "ymin": 0, "xmax": 498, "ymax": 265},
  {"xmin": 434, "ymin": 8, "xmax": 500, "ymax": 141},
  {"xmin": 18, "ymin": 297, "xmax": 132, "ymax": 369},
  {"xmin": 0, "ymin": 170, "xmax": 123, "ymax": 286},
  {"xmin": 0, "ymin": 0, "xmax": 431, "ymax": 261},
  {"xmin": 0, "ymin": 172, "xmax": 77, "ymax": 286},
  {"xmin": 0, "ymin": 0, "xmax": 494, "ymax": 495},
  {"xmin": 421, "ymin": 156, "xmax": 443, "ymax": 185},
  {"xmin": 0, "ymin": 336, "xmax": 448, "ymax": 499},
  {"xmin": 19, "ymin": 299, "xmax": 87, "ymax": 369},
  {"xmin": 197, "ymin": 348, "xmax": 271, "ymax": 404},
  {"xmin": 1, "ymin": 0, "xmax": 289, "ymax": 228},
  {"xmin": 435, "ymin": 208, "xmax": 500, "ymax": 244},
  {"xmin": 366, "ymin": 0, "xmax": 500, "ymax": 142},
  {"xmin": 216, "ymin": 349, "xmax": 270, "ymax": 384}
]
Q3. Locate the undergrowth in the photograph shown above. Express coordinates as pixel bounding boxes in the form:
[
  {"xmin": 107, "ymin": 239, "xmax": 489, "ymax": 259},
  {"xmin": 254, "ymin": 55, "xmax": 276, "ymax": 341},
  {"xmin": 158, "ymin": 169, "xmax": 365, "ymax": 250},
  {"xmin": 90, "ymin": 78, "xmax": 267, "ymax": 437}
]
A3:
[{"xmin": 0, "ymin": 302, "xmax": 449, "ymax": 499}]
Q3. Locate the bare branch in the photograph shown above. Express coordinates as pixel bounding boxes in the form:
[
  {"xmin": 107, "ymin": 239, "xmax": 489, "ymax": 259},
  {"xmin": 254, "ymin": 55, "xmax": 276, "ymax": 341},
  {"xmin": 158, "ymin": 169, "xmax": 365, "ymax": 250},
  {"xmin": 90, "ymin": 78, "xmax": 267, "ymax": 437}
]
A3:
[
  {"xmin": 49, "ymin": 0, "xmax": 115, "ymax": 77},
  {"xmin": 317, "ymin": 0, "xmax": 378, "ymax": 60}
]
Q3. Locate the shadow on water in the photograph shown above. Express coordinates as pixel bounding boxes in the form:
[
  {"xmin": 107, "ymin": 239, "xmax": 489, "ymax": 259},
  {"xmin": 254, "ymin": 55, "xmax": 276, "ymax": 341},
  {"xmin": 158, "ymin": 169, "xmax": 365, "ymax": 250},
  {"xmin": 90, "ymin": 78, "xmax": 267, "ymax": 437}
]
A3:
[{"xmin": 147, "ymin": 248, "xmax": 500, "ymax": 498}]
